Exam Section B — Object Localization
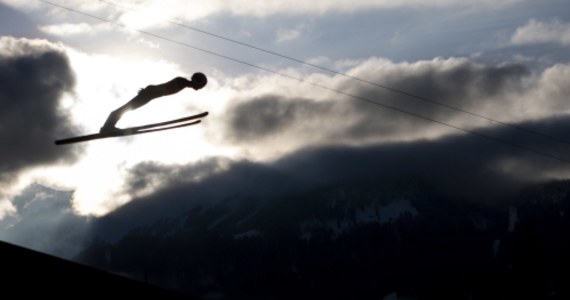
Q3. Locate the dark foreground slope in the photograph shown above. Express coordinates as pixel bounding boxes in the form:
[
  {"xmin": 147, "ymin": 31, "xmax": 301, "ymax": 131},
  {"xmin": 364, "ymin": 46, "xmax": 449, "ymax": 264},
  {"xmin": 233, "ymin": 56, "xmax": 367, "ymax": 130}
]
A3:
[{"xmin": 0, "ymin": 240, "xmax": 191, "ymax": 298}]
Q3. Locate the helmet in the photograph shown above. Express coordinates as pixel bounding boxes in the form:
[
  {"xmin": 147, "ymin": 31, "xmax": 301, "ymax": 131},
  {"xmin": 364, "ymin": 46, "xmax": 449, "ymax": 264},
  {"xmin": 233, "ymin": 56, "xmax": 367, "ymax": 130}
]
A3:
[{"xmin": 191, "ymin": 72, "xmax": 208, "ymax": 89}]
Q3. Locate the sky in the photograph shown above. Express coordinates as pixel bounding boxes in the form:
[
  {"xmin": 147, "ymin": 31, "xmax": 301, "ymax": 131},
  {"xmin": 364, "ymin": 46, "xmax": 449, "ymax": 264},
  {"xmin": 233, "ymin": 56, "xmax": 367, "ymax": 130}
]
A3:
[{"xmin": 0, "ymin": 0, "xmax": 570, "ymax": 257}]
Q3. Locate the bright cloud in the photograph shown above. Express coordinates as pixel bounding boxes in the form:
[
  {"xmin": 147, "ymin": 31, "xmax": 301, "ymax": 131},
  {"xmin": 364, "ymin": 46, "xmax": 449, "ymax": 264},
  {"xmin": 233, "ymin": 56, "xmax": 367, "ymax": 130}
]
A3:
[
  {"xmin": 39, "ymin": 22, "xmax": 112, "ymax": 36},
  {"xmin": 48, "ymin": 48, "xmax": 234, "ymax": 216},
  {"xmin": 276, "ymin": 28, "xmax": 301, "ymax": 43},
  {"xmin": 0, "ymin": 37, "xmax": 234, "ymax": 217},
  {"xmin": 511, "ymin": 19, "xmax": 570, "ymax": 46}
]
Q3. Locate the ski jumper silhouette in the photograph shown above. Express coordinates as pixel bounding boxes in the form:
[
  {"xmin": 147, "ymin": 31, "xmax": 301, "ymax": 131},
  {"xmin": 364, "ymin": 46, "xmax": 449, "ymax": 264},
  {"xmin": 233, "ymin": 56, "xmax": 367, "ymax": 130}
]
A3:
[{"xmin": 100, "ymin": 72, "xmax": 208, "ymax": 132}]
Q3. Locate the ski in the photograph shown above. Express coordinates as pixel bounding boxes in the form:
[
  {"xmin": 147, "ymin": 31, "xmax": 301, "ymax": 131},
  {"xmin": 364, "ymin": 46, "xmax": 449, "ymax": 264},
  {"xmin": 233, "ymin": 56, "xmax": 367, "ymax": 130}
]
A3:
[{"xmin": 55, "ymin": 112, "xmax": 208, "ymax": 145}]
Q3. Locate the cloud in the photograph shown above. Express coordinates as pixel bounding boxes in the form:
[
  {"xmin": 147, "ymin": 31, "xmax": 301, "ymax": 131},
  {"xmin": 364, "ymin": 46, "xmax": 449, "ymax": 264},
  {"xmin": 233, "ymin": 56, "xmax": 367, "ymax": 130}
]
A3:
[
  {"xmin": 219, "ymin": 0, "xmax": 521, "ymax": 17},
  {"xmin": 0, "ymin": 0, "xmax": 41, "ymax": 10},
  {"xmin": 89, "ymin": 157, "xmax": 297, "ymax": 241},
  {"xmin": 0, "ymin": 36, "xmax": 220, "ymax": 218},
  {"xmin": 511, "ymin": 19, "xmax": 570, "ymax": 46},
  {"xmin": 11, "ymin": 51, "xmax": 565, "ymax": 222},
  {"xmin": 221, "ymin": 57, "xmax": 539, "ymax": 156},
  {"xmin": 276, "ymin": 28, "xmax": 301, "ymax": 43},
  {"xmin": 89, "ymin": 109, "xmax": 570, "ymax": 241},
  {"xmin": 0, "ymin": 37, "xmax": 78, "ymax": 213},
  {"xmin": 225, "ymin": 94, "xmax": 336, "ymax": 142},
  {"xmin": 88, "ymin": 51, "xmax": 570, "ymax": 238},
  {"xmin": 0, "ymin": 184, "xmax": 90, "ymax": 259},
  {"xmin": 27, "ymin": 54, "xmax": 566, "ymax": 243},
  {"xmin": 23, "ymin": 0, "xmax": 524, "ymax": 31},
  {"xmin": 39, "ymin": 22, "xmax": 112, "ymax": 36}
]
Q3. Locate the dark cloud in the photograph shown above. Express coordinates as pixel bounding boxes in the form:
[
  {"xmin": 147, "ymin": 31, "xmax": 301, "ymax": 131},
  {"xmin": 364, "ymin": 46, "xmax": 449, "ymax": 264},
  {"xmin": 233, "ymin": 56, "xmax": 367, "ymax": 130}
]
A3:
[
  {"xmin": 344, "ymin": 61, "xmax": 531, "ymax": 140},
  {"xmin": 90, "ymin": 112, "xmax": 570, "ymax": 241},
  {"xmin": 224, "ymin": 59, "xmax": 532, "ymax": 145},
  {"xmin": 359, "ymin": 61, "xmax": 529, "ymax": 117},
  {"xmin": 274, "ymin": 115, "xmax": 570, "ymax": 202},
  {"xmin": 90, "ymin": 158, "xmax": 301, "ymax": 241},
  {"xmin": 0, "ymin": 37, "xmax": 79, "ymax": 184},
  {"xmin": 226, "ymin": 94, "xmax": 335, "ymax": 142}
]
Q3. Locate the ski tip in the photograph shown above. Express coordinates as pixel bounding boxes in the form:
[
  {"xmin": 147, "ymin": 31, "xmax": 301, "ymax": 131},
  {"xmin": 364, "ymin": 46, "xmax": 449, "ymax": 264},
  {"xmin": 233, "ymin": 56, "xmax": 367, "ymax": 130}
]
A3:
[{"xmin": 54, "ymin": 139, "xmax": 70, "ymax": 146}]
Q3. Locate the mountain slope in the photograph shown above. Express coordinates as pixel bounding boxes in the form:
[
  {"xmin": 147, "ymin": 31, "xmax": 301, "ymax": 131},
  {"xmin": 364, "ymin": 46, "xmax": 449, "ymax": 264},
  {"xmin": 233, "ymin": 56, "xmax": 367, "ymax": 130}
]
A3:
[{"xmin": 77, "ymin": 179, "xmax": 570, "ymax": 299}]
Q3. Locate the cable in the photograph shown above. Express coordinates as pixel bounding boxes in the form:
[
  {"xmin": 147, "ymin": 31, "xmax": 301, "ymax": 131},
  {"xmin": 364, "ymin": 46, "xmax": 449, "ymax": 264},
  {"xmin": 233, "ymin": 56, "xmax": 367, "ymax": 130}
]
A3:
[
  {"xmin": 99, "ymin": 0, "xmax": 570, "ymax": 148},
  {"xmin": 37, "ymin": 0, "xmax": 570, "ymax": 164}
]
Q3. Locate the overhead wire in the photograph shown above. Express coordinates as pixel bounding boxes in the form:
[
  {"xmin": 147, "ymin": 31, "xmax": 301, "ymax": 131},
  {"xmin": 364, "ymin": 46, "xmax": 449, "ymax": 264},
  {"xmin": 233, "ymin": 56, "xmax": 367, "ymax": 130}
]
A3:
[{"xmin": 37, "ymin": 0, "xmax": 570, "ymax": 164}]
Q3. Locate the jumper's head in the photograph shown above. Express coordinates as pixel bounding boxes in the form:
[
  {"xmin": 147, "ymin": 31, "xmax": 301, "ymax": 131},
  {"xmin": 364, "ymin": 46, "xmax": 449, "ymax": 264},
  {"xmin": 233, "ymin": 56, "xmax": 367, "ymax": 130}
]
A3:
[{"xmin": 190, "ymin": 72, "xmax": 208, "ymax": 90}]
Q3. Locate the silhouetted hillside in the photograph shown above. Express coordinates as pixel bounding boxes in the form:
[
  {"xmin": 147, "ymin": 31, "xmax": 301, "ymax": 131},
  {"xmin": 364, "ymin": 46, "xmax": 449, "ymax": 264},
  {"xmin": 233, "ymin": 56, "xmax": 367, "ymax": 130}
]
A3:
[{"xmin": 78, "ymin": 179, "xmax": 570, "ymax": 299}]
